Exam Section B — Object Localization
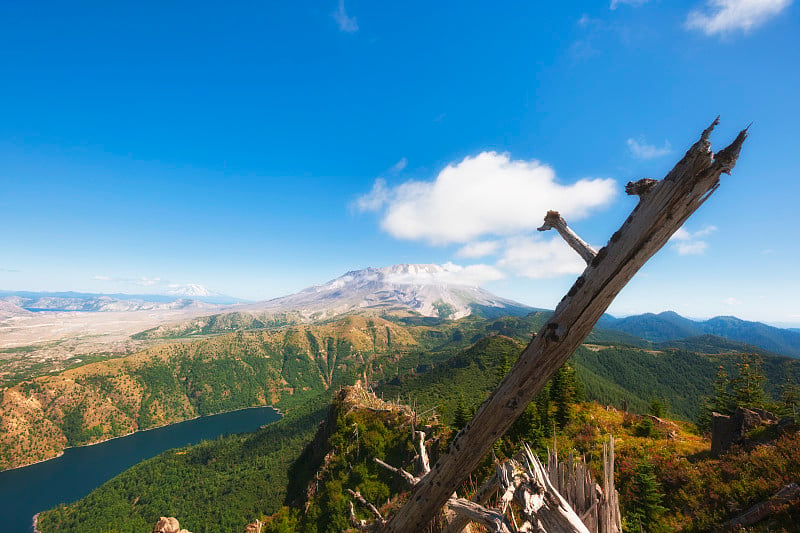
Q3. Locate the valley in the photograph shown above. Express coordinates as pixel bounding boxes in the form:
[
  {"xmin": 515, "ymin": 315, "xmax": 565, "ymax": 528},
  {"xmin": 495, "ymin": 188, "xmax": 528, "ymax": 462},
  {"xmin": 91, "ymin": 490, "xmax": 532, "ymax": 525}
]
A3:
[{"xmin": 3, "ymin": 265, "xmax": 800, "ymax": 532}]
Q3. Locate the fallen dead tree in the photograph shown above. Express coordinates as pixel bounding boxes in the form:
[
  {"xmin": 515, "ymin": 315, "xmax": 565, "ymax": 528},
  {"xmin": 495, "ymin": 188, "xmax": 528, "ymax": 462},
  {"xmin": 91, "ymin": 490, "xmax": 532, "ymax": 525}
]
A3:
[
  {"xmin": 721, "ymin": 482, "xmax": 800, "ymax": 531},
  {"xmin": 379, "ymin": 119, "xmax": 748, "ymax": 531},
  {"xmin": 351, "ymin": 426, "xmax": 605, "ymax": 533}
]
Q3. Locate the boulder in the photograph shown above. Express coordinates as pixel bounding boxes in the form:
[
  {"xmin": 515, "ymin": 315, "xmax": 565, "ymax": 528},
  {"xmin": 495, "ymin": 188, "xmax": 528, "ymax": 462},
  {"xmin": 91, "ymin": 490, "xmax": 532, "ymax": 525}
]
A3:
[
  {"xmin": 711, "ymin": 407, "xmax": 777, "ymax": 457},
  {"xmin": 152, "ymin": 517, "xmax": 192, "ymax": 533}
]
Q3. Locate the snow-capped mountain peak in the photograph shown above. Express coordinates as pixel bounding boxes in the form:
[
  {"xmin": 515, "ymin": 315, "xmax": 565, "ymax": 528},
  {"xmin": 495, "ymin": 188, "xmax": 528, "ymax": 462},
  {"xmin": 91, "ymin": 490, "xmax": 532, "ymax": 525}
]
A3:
[{"xmin": 251, "ymin": 263, "xmax": 527, "ymax": 320}]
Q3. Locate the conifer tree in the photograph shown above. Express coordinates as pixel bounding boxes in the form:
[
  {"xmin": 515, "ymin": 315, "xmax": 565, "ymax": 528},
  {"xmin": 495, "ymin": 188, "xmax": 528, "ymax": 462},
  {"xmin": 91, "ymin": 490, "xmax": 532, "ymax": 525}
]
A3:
[
  {"xmin": 624, "ymin": 460, "xmax": 667, "ymax": 533},
  {"xmin": 730, "ymin": 354, "xmax": 767, "ymax": 411},
  {"xmin": 495, "ymin": 354, "xmax": 511, "ymax": 385},
  {"xmin": 550, "ymin": 363, "xmax": 578, "ymax": 429},
  {"xmin": 697, "ymin": 365, "xmax": 733, "ymax": 432},
  {"xmin": 779, "ymin": 379, "xmax": 799, "ymax": 421},
  {"xmin": 648, "ymin": 396, "xmax": 667, "ymax": 418},
  {"xmin": 452, "ymin": 396, "xmax": 471, "ymax": 430}
]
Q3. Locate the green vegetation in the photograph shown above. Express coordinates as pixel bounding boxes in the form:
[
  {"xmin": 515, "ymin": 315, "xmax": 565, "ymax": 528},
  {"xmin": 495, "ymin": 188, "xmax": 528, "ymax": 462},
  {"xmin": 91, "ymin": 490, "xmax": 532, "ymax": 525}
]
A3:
[
  {"xmin": 28, "ymin": 311, "xmax": 800, "ymax": 532},
  {"xmin": 37, "ymin": 396, "xmax": 329, "ymax": 533}
]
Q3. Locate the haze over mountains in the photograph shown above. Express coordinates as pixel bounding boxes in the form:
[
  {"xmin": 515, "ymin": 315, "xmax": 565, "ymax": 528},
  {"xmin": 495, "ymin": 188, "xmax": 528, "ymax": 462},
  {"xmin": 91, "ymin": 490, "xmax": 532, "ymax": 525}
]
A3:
[
  {"xmin": 127, "ymin": 264, "xmax": 800, "ymax": 360},
  {"xmin": 2, "ymin": 264, "xmax": 800, "ymax": 371},
  {"xmin": 0, "ymin": 288, "xmax": 242, "ymax": 313}
]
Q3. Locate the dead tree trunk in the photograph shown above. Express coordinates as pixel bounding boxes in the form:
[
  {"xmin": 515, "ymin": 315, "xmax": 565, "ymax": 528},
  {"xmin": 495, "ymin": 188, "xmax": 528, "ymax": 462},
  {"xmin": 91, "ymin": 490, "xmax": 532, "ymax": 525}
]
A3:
[
  {"xmin": 384, "ymin": 119, "xmax": 748, "ymax": 532},
  {"xmin": 721, "ymin": 482, "xmax": 800, "ymax": 530},
  {"xmin": 546, "ymin": 437, "xmax": 620, "ymax": 533}
]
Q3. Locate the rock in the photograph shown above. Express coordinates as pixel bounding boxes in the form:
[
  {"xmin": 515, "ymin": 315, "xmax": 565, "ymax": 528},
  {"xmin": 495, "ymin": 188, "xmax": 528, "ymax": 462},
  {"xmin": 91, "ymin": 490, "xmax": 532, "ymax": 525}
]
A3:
[
  {"xmin": 711, "ymin": 412, "xmax": 736, "ymax": 457},
  {"xmin": 711, "ymin": 407, "xmax": 778, "ymax": 457},
  {"xmin": 777, "ymin": 416, "xmax": 799, "ymax": 434},
  {"xmin": 152, "ymin": 516, "xmax": 192, "ymax": 533}
]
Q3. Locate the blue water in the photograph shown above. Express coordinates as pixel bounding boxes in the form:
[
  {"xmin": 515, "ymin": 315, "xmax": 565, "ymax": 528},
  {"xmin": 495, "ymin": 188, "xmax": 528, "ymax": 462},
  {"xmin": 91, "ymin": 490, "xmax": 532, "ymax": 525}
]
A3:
[{"xmin": 0, "ymin": 407, "xmax": 281, "ymax": 532}]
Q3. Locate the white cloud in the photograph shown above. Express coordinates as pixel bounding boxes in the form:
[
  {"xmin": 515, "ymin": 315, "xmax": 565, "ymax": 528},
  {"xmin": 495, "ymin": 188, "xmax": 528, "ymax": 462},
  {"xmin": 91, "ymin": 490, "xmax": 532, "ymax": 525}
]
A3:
[
  {"xmin": 92, "ymin": 275, "xmax": 166, "ymax": 287},
  {"xmin": 674, "ymin": 241, "xmax": 709, "ymax": 255},
  {"xmin": 627, "ymin": 137, "xmax": 672, "ymax": 159},
  {"xmin": 456, "ymin": 240, "xmax": 502, "ymax": 259},
  {"xmin": 610, "ymin": 0, "xmax": 650, "ymax": 9},
  {"xmin": 384, "ymin": 262, "xmax": 505, "ymax": 287},
  {"xmin": 724, "ymin": 296, "xmax": 743, "ymax": 305},
  {"xmin": 354, "ymin": 178, "xmax": 389, "ymax": 212},
  {"xmin": 670, "ymin": 225, "xmax": 717, "ymax": 255},
  {"xmin": 360, "ymin": 151, "xmax": 616, "ymax": 245},
  {"xmin": 333, "ymin": 0, "xmax": 358, "ymax": 33},
  {"xmin": 390, "ymin": 158, "xmax": 407, "ymax": 173},
  {"xmin": 497, "ymin": 236, "xmax": 587, "ymax": 279},
  {"xmin": 686, "ymin": 0, "xmax": 791, "ymax": 35},
  {"xmin": 578, "ymin": 14, "xmax": 602, "ymax": 27}
]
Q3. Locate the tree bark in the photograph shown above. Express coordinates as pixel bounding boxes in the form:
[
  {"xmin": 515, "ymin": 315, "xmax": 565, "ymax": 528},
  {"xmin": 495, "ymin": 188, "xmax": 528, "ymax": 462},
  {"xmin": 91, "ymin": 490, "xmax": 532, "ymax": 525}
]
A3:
[{"xmin": 384, "ymin": 119, "xmax": 748, "ymax": 532}]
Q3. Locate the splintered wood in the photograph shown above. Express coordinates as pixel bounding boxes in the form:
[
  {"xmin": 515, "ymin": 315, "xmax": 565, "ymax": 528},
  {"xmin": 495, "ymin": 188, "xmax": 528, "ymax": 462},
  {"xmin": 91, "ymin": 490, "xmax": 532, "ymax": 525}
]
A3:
[{"xmin": 382, "ymin": 119, "xmax": 747, "ymax": 532}]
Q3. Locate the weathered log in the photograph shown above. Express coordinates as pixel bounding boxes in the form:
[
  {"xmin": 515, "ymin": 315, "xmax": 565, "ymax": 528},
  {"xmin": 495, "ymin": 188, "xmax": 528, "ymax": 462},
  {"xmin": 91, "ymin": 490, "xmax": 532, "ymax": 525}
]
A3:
[
  {"xmin": 447, "ymin": 498, "xmax": 510, "ymax": 533},
  {"xmin": 722, "ymin": 482, "xmax": 800, "ymax": 530},
  {"xmin": 384, "ymin": 119, "xmax": 747, "ymax": 532},
  {"xmin": 442, "ymin": 455, "xmax": 514, "ymax": 533}
]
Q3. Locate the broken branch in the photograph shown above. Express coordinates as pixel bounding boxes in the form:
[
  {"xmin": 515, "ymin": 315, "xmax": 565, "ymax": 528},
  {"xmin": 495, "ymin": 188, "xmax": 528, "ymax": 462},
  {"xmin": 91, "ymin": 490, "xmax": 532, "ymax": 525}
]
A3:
[{"xmin": 538, "ymin": 210, "xmax": 598, "ymax": 264}]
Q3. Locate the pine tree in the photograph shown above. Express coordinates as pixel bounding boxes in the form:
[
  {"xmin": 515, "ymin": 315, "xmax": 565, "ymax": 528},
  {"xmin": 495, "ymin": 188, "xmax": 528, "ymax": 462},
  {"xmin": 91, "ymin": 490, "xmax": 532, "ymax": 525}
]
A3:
[
  {"xmin": 697, "ymin": 365, "xmax": 733, "ymax": 433},
  {"xmin": 648, "ymin": 396, "xmax": 666, "ymax": 418},
  {"xmin": 730, "ymin": 354, "xmax": 767, "ymax": 411},
  {"xmin": 550, "ymin": 363, "xmax": 578, "ymax": 429},
  {"xmin": 624, "ymin": 460, "xmax": 667, "ymax": 533},
  {"xmin": 535, "ymin": 382, "xmax": 551, "ymax": 432},
  {"xmin": 779, "ymin": 379, "xmax": 800, "ymax": 421},
  {"xmin": 495, "ymin": 354, "xmax": 511, "ymax": 386},
  {"xmin": 452, "ymin": 396, "xmax": 471, "ymax": 430}
]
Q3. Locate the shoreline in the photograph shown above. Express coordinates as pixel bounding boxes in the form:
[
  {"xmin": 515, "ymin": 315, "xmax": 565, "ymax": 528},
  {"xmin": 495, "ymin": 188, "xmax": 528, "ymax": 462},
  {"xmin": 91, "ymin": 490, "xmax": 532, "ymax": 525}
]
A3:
[{"xmin": 3, "ymin": 404, "xmax": 282, "ymax": 473}]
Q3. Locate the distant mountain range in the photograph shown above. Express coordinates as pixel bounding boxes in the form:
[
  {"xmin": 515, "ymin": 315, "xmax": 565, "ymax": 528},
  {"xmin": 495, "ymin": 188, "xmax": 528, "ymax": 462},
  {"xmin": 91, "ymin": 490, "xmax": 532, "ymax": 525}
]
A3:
[
  {"xmin": 130, "ymin": 264, "xmax": 800, "ymax": 359},
  {"xmin": 599, "ymin": 310, "xmax": 800, "ymax": 359},
  {"xmin": 4, "ymin": 266, "xmax": 800, "ymax": 360},
  {"xmin": 0, "ymin": 289, "xmax": 244, "ymax": 314}
]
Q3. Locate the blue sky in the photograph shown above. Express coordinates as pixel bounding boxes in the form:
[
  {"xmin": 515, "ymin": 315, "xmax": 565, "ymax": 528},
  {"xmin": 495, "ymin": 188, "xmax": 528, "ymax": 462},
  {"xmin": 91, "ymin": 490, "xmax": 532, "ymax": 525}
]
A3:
[{"xmin": 1, "ymin": 0, "xmax": 798, "ymax": 324}]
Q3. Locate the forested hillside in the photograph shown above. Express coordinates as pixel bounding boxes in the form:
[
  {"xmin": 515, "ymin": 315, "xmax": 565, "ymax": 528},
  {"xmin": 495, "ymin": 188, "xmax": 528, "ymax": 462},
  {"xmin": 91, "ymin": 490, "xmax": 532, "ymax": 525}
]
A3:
[
  {"xmin": 0, "ymin": 316, "xmax": 417, "ymax": 470},
  {"xmin": 34, "ymin": 320, "xmax": 800, "ymax": 532}
]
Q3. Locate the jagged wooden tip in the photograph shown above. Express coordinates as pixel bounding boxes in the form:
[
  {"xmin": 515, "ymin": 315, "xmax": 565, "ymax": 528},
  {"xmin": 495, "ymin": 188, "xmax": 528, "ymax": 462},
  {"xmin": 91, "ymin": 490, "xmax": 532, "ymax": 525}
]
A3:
[{"xmin": 537, "ymin": 210, "xmax": 597, "ymax": 264}]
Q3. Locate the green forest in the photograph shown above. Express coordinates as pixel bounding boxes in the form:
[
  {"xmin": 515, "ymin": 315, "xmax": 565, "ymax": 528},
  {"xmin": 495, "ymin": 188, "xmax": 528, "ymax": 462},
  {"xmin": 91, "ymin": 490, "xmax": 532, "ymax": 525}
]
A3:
[{"xmin": 33, "ymin": 310, "xmax": 800, "ymax": 532}]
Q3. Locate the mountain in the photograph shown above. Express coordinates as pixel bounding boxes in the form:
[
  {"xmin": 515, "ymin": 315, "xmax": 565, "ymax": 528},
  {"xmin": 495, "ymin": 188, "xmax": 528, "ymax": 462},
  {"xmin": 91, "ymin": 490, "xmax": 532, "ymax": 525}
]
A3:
[
  {"xmin": 164, "ymin": 284, "xmax": 245, "ymax": 304},
  {"xmin": 603, "ymin": 311, "xmax": 800, "ymax": 359},
  {"xmin": 135, "ymin": 264, "xmax": 532, "ymax": 340},
  {"xmin": 249, "ymin": 263, "xmax": 531, "ymax": 320},
  {"xmin": 0, "ymin": 289, "xmax": 240, "ymax": 312},
  {"xmin": 601, "ymin": 311, "xmax": 703, "ymax": 342},
  {"xmin": 0, "ymin": 315, "xmax": 418, "ymax": 470},
  {"xmin": 0, "ymin": 301, "xmax": 32, "ymax": 320}
]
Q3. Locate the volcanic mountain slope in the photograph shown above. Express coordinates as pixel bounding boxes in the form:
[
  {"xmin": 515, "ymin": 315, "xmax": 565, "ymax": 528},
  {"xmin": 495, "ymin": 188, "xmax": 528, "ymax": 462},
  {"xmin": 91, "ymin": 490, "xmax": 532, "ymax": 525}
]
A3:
[
  {"xmin": 136, "ymin": 264, "xmax": 532, "ymax": 339},
  {"xmin": 249, "ymin": 264, "xmax": 531, "ymax": 319}
]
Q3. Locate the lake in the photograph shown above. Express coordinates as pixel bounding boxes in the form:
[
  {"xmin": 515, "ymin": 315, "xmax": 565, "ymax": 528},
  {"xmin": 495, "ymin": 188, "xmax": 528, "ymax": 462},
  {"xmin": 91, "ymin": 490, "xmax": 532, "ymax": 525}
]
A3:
[{"xmin": 0, "ymin": 406, "xmax": 281, "ymax": 533}]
